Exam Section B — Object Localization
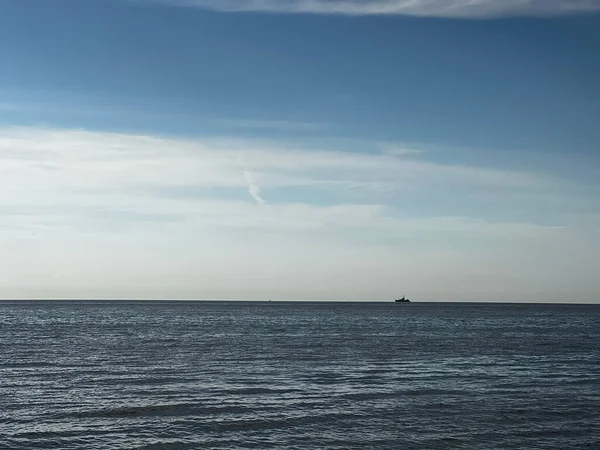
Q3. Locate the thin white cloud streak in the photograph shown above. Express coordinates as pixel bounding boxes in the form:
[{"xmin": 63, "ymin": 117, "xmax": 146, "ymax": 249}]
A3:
[
  {"xmin": 243, "ymin": 170, "xmax": 266, "ymax": 205},
  {"xmin": 237, "ymin": 156, "xmax": 266, "ymax": 205},
  {"xmin": 216, "ymin": 118, "xmax": 327, "ymax": 131},
  {"xmin": 0, "ymin": 194, "xmax": 567, "ymax": 240},
  {"xmin": 148, "ymin": 0, "xmax": 600, "ymax": 18},
  {"xmin": 379, "ymin": 142, "xmax": 424, "ymax": 157}
]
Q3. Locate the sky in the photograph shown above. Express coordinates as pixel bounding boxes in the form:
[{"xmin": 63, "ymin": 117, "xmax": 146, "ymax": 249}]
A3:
[{"xmin": 1, "ymin": 0, "xmax": 599, "ymax": 302}]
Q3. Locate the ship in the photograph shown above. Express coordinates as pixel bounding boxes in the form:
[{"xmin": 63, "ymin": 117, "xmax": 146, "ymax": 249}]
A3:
[{"xmin": 394, "ymin": 296, "xmax": 410, "ymax": 303}]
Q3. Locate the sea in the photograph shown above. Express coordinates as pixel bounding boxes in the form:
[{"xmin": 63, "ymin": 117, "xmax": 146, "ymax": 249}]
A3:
[{"xmin": 1, "ymin": 301, "xmax": 599, "ymax": 449}]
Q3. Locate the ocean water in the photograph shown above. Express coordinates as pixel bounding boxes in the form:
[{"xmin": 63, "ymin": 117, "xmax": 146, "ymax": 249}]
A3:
[{"xmin": 1, "ymin": 301, "xmax": 599, "ymax": 449}]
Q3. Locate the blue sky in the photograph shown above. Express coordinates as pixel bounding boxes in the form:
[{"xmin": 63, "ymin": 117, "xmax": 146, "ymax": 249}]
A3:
[{"xmin": 1, "ymin": 0, "xmax": 599, "ymax": 301}]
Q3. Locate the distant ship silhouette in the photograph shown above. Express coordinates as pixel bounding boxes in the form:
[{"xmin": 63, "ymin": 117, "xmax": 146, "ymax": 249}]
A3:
[{"xmin": 394, "ymin": 296, "xmax": 410, "ymax": 303}]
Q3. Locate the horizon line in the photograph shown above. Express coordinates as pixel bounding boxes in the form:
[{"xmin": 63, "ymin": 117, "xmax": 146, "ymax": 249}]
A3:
[{"xmin": 1, "ymin": 298, "xmax": 598, "ymax": 305}]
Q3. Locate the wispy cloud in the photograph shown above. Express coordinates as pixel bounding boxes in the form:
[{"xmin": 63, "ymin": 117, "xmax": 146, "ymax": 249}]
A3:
[
  {"xmin": 147, "ymin": 0, "xmax": 600, "ymax": 18},
  {"xmin": 2, "ymin": 126, "xmax": 598, "ymax": 301},
  {"xmin": 216, "ymin": 118, "xmax": 327, "ymax": 131},
  {"xmin": 0, "ymin": 126, "xmax": 545, "ymax": 199},
  {"xmin": 0, "ymin": 102, "xmax": 21, "ymax": 112},
  {"xmin": 379, "ymin": 142, "xmax": 424, "ymax": 157},
  {"xmin": 0, "ymin": 125, "xmax": 582, "ymax": 240}
]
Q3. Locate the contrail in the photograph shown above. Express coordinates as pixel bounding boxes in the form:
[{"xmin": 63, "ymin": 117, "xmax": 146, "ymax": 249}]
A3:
[
  {"xmin": 238, "ymin": 157, "xmax": 266, "ymax": 206},
  {"xmin": 243, "ymin": 169, "xmax": 266, "ymax": 206}
]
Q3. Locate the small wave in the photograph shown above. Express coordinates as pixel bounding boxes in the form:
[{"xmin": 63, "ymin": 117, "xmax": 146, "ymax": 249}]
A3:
[
  {"xmin": 341, "ymin": 388, "xmax": 466, "ymax": 402},
  {"xmin": 212, "ymin": 411, "xmax": 369, "ymax": 433},
  {"xmin": 217, "ymin": 387, "xmax": 303, "ymax": 396},
  {"xmin": 75, "ymin": 403, "xmax": 265, "ymax": 419},
  {"xmin": 134, "ymin": 441, "xmax": 195, "ymax": 450}
]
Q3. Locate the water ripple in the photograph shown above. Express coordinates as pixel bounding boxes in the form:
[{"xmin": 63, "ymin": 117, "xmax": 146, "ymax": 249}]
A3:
[{"xmin": 1, "ymin": 301, "xmax": 599, "ymax": 449}]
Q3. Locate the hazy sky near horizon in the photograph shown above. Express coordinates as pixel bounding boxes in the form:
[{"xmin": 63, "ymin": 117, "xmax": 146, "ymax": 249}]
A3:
[{"xmin": 1, "ymin": 0, "xmax": 599, "ymax": 302}]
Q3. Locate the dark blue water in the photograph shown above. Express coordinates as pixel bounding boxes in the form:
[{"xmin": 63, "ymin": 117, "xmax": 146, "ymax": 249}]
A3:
[{"xmin": 1, "ymin": 301, "xmax": 599, "ymax": 449}]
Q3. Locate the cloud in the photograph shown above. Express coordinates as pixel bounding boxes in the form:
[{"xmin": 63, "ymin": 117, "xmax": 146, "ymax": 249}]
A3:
[
  {"xmin": 1, "ymin": 126, "xmax": 598, "ymax": 301},
  {"xmin": 0, "ymin": 125, "xmax": 572, "ymax": 240},
  {"xmin": 379, "ymin": 142, "xmax": 424, "ymax": 157},
  {"xmin": 216, "ymin": 118, "xmax": 327, "ymax": 131},
  {"xmin": 0, "ymin": 126, "xmax": 544, "ymax": 192},
  {"xmin": 148, "ymin": 0, "xmax": 600, "ymax": 18}
]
